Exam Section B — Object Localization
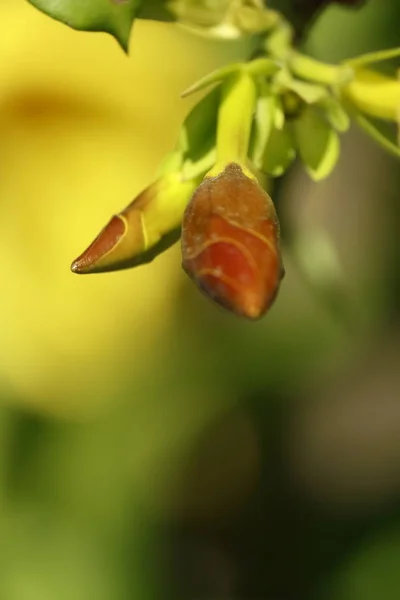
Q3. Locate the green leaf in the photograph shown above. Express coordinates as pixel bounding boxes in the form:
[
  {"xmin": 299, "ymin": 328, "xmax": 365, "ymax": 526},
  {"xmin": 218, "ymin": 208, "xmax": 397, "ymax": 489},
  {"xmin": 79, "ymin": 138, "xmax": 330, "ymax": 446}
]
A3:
[
  {"xmin": 181, "ymin": 63, "xmax": 241, "ymax": 98},
  {"xmin": 294, "ymin": 106, "xmax": 340, "ymax": 181},
  {"xmin": 157, "ymin": 87, "xmax": 220, "ymax": 178},
  {"xmin": 179, "ymin": 87, "xmax": 220, "ymax": 178},
  {"xmin": 27, "ymin": 0, "xmax": 169, "ymax": 52},
  {"xmin": 262, "ymin": 123, "xmax": 296, "ymax": 177},
  {"xmin": 286, "ymin": 79, "xmax": 327, "ymax": 104},
  {"xmin": 178, "ymin": 87, "xmax": 220, "ymax": 156},
  {"xmin": 275, "ymin": 70, "xmax": 328, "ymax": 104},
  {"xmin": 318, "ymin": 96, "xmax": 350, "ymax": 132},
  {"xmin": 181, "ymin": 58, "xmax": 279, "ymax": 100}
]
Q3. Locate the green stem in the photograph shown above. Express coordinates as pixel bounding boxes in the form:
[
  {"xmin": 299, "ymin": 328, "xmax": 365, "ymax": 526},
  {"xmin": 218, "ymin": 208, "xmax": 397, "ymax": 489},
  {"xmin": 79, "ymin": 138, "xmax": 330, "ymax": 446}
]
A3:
[
  {"xmin": 289, "ymin": 51, "xmax": 352, "ymax": 86},
  {"xmin": 208, "ymin": 70, "xmax": 257, "ymax": 175},
  {"xmin": 345, "ymin": 46, "xmax": 400, "ymax": 68},
  {"xmin": 354, "ymin": 113, "xmax": 400, "ymax": 159}
]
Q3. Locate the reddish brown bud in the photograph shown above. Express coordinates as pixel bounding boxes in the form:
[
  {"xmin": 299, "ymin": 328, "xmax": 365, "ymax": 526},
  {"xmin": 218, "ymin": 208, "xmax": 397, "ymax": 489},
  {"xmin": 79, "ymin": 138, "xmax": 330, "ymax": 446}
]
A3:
[{"xmin": 181, "ymin": 163, "xmax": 284, "ymax": 320}]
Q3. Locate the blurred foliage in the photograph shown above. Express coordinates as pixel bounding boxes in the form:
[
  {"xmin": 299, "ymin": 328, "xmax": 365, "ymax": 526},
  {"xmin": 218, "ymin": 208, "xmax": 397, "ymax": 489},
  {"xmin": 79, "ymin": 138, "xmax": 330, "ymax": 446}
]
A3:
[
  {"xmin": 0, "ymin": 1, "xmax": 400, "ymax": 600},
  {"xmin": 27, "ymin": 0, "xmax": 171, "ymax": 51}
]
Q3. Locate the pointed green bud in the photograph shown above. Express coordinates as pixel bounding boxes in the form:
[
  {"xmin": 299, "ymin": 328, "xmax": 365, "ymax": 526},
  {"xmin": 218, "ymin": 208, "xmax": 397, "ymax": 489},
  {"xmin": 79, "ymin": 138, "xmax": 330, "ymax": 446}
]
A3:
[
  {"xmin": 71, "ymin": 173, "xmax": 198, "ymax": 274},
  {"xmin": 341, "ymin": 68, "xmax": 400, "ymax": 122},
  {"xmin": 206, "ymin": 70, "xmax": 257, "ymax": 179}
]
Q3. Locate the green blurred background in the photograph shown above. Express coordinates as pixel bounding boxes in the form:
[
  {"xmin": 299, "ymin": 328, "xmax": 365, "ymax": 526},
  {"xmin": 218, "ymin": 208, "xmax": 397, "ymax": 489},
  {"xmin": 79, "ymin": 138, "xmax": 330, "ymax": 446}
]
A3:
[{"xmin": 0, "ymin": 1, "xmax": 400, "ymax": 598}]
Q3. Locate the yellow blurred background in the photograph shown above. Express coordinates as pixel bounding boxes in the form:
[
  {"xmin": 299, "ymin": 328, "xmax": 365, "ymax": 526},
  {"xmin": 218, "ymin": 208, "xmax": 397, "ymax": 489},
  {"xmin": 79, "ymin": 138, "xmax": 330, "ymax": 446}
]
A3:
[
  {"xmin": 0, "ymin": 1, "xmax": 253, "ymax": 414},
  {"xmin": 0, "ymin": 1, "xmax": 400, "ymax": 599}
]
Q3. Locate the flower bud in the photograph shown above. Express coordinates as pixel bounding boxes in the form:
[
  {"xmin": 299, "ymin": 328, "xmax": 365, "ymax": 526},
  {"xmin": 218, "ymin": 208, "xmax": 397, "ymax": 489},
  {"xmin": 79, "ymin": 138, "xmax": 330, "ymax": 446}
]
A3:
[
  {"xmin": 71, "ymin": 173, "xmax": 197, "ymax": 273},
  {"xmin": 181, "ymin": 162, "xmax": 284, "ymax": 319},
  {"xmin": 342, "ymin": 68, "xmax": 400, "ymax": 121}
]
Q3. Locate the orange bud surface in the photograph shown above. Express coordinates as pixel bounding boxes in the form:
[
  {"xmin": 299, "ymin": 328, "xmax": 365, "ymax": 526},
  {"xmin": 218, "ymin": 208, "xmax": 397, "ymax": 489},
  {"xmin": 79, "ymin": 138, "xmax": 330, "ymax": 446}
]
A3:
[{"xmin": 181, "ymin": 163, "xmax": 284, "ymax": 319}]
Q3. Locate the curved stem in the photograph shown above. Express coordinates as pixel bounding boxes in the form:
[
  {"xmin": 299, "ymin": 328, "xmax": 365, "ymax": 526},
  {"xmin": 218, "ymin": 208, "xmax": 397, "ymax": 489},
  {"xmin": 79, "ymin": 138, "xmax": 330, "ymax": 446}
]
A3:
[
  {"xmin": 289, "ymin": 51, "xmax": 352, "ymax": 86},
  {"xmin": 345, "ymin": 46, "xmax": 400, "ymax": 68}
]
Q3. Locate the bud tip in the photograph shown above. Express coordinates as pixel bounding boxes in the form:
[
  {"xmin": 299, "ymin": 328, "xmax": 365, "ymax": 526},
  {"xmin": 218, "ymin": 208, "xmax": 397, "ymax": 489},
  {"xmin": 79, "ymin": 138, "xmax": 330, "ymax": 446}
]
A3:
[{"xmin": 70, "ymin": 215, "xmax": 126, "ymax": 274}]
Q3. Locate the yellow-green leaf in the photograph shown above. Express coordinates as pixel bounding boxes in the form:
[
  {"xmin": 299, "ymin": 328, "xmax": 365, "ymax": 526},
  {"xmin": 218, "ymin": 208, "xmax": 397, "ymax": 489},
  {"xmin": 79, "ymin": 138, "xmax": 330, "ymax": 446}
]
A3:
[
  {"xmin": 262, "ymin": 123, "xmax": 296, "ymax": 177},
  {"xmin": 318, "ymin": 96, "xmax": 350, "ymax": 132},
  {"xmin": 178, "ymin": 87, "xmax": 220, "ymax": 157},
  {"xmin": 275, "ymin": 69, "xmax": 328, "ymax": 104},
  {"xmin": 294, "ymin": 107, "xmax": 340, "ymax": 181},
  {"xmin": 181, "ymin": 63, "xmax": 241, "ymax": 98}
]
